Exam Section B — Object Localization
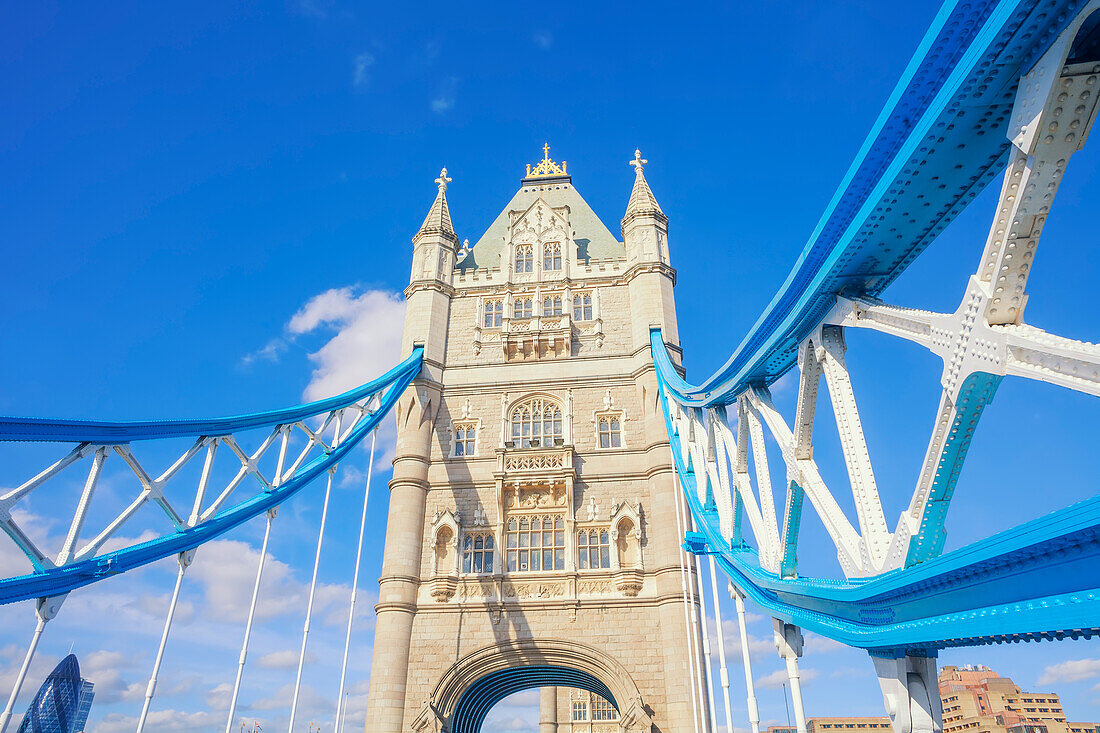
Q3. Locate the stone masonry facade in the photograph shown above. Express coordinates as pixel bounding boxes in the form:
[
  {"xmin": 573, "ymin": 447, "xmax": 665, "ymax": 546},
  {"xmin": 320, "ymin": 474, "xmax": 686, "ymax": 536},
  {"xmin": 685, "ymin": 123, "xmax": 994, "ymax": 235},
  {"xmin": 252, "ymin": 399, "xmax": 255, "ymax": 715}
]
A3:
[{"xmin": 364, "ymin": 148, "xmax": 702, "ymax": 732}]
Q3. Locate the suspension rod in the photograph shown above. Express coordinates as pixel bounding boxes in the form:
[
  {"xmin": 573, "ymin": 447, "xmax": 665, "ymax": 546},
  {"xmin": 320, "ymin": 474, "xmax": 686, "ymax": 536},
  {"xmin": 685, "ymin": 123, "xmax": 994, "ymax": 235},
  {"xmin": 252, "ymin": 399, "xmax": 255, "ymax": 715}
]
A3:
[
  {"xmin": 224, "ymin": 509, "xmax": 276, "ymax": 733},
  {"xmin": 690, "ymin": 513, "xmax": 719, "ymax": 733},
  {"xmin": 0, "ymin": 615, "xmax": 47, "ymax": 733},
  {"xmin": 672, "ymin": 473, "xmax": 703, "ymax": 733},
  {"xmin": 136, "ymin": 551, "xmax": 192, "ymax": 733},
  {"xmin": 732, "ymin": 587, "xmax": 760, "ymax": 733},
  {"xmin": 288, "ymin": 466, "xmax": 336, "ymax": 732},
  {"xmin": 335, "ymin": 429, "xmax": 376, "ymax": 733},
  {"xmin": 708, "ymin": 555, "xmax": 735, "ymax": 732}
]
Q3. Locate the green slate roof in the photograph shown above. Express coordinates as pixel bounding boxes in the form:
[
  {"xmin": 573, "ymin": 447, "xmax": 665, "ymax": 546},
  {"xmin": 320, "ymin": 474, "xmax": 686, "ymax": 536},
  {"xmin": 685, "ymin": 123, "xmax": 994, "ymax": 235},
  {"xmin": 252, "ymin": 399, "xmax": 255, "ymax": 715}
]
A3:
[{"xmin": 458, "ymin": 175, "xmax": 625, "ymax": 271}]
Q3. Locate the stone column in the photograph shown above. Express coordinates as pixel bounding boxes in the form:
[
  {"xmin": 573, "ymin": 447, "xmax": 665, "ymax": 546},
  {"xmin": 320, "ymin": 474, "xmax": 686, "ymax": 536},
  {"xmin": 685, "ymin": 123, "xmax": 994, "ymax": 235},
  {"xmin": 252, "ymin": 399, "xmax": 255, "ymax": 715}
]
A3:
[
  {"xmin": 539, "ymin": 686, "xmax": 558, "ymax": 733},
  {"xmin": 364, "ymin": 382, "xmax": 439, "ymax": 732}
]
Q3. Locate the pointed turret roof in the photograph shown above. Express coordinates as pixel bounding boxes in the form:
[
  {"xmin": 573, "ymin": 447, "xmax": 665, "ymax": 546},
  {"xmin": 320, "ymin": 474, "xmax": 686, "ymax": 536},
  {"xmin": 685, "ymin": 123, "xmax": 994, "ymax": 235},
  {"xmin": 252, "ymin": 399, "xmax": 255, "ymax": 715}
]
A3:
[
  {"xmin": 415, "ymin": 167, "xmax": 458, "ymax": 244},
  {"xmin": 623, "ymin": 149, "xmax": 666, "ymax": 224}
]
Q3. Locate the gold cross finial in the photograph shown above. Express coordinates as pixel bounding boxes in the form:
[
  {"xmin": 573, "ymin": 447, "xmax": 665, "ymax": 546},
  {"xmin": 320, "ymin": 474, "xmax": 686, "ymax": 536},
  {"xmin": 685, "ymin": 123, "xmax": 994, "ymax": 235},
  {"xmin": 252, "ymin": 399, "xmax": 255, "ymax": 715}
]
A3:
[
  {"xmin": 435, "ymin": 167, "xmax": 452, "ymax": 192},
  {"xmin": 525, "ymin": 144, "xmax": 567, "ymax": 178},
  {"xmin": 629, "ymin": 149, "xmax": 647, "ymax": 174}
]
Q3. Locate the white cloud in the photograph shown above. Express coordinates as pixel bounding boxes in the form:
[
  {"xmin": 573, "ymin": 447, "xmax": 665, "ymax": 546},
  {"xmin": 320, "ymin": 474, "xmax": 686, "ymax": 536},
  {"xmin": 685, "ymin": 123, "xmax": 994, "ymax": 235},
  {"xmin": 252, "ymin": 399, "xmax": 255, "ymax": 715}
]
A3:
[
  {"xmin": 756, "ymin": 667, "xmax": 819, "ymax": 690},
  {"xmin": 287, "ymin": 287, "xmax": 405, "ymax": 403},
  {"xmin": 90, "ymin": 709, "xmax": 223, "ymax": 733},
  {"xmin": 803, "ymin": 631, "xmax": 845, "ymax": 654},
  {"xmin": 256, "ymin": 649, "xmax": 311, "ymax": 670},
  {"xmin": 1037, "ymin": 657, "xmax": 1100, "ymax": 685},
  {"xmin": 430, "ymin": 77, "xmax": 458, "ymax": 114},
  {"xmin": 251, "ymin": 682, "xmax": 330, "ymax": 712},
  {"xmin": 716, "ymin": 618, "xmax": 773, "ymax": 661},
  {"xmin": 482, "ymin": 713, "xmax": 538, "ymax": 732},
  {"xmin": 353, "ymin": 52, "xmax": 375, "ymax": 88},
  {"xmin": 240, "ymin": 338, "xmax": 288, "ymax": 367},
  {"xmin": 533, "ymin": 31, "xmax": 553, "ymax": 50}
]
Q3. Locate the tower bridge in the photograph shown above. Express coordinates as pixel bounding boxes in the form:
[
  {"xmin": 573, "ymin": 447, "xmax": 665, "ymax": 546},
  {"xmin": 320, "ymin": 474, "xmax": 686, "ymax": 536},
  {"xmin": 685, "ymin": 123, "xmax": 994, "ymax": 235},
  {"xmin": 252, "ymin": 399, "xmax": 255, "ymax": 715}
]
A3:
[{"xmin": 2, "ymin": 0, "xmax": 1099, "ymax": 731}]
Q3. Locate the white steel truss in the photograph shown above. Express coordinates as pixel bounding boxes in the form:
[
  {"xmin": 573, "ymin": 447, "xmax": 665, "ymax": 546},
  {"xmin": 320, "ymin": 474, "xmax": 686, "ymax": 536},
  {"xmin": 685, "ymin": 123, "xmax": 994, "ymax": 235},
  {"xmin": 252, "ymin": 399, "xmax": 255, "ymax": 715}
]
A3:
[
  {"xmin": 0, "ymin": 384, "xmax": 392, "ymax": 733},
  {"xmin": 664, "ymin": 9, "xmax": 1100, "ymax": 582},
  {"xmin": 661, "ymin": 13, "xmax": 1100, "ymax": 733}
]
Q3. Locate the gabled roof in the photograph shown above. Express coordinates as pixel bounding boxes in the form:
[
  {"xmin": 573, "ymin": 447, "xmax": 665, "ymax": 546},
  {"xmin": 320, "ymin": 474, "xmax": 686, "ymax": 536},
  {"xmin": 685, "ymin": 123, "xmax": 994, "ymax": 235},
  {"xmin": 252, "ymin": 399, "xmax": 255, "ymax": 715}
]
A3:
[{"xmin": 459, "ymin": 177, "xmax": 624, "ymax": 270}]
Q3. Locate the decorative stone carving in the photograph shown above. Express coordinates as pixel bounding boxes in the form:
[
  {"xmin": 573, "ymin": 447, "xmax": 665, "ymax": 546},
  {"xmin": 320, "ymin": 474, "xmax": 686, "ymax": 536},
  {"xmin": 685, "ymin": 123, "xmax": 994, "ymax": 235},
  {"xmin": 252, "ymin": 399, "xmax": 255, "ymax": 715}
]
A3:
[
  {"xmin": 502, "ymin": 582, "xmax": 566, "ymax": 599},
  {"xmin": 504, "ymin": 452, "xmax": 565, "ymax": 472},
  {"xmin": 458, "ymin": 582, "xmax": 496, "ymax": 600},
  {"xmin": 429, "ymin": 576, "xmax": 458, "ymax": 603},
  {"xmin": 613, "ymin": 569, "xmax": 644, "ymax": 597},
  {"xmin": 577, "ymin": 579, "xmax": 614, "ymax": 595}
]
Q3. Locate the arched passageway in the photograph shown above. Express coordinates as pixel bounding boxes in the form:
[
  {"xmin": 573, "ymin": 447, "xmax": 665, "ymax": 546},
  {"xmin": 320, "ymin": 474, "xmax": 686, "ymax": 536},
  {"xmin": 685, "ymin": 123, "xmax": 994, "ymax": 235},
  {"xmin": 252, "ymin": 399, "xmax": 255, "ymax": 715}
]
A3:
[
  {"xmin": 451, "ymin": 666, "xmax": 616, "ymax": 733},
  {"xmin": 410, "ymin": 638, "xmax": 654, "ymax": 732}
]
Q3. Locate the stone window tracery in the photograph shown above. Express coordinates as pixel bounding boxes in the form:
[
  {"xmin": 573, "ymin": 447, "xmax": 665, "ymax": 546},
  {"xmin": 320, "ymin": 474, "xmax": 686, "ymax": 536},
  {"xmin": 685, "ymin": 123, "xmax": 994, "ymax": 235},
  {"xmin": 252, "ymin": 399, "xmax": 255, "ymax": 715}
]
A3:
[
  {"xmin": 570, "ymin": 692, "xmax": 618, "ymax": 723},
  {"xmin": 483, "ymin": 300, "xmax": 503, "ymax": 328},
  {"xmin": 592, "ymin": 698, "xmax": 617, "ymax": 721},
  {"xmin": 515, "ymin": 244, "xmax": 534, "ymax": 273},
  {"xmin": 597, "ymin": 415, "xmax": 622, "ymax": 448},
  {"xmin": 577, "ymin": 528, "xmax": 611, "ymax": 569},
  {"xmin": 513, "ymin": 297, "xmax": 533, "ymax": 318},
  {"xmin": 453, "ymin": 422, "xmax": 477, "ymax": 457},
  {"xmin": 573, "ymin": 292, "xmax": 593, "ymax": 321},
  {"xmin": 509, "ymin": 396, "xmax": 563, "ymax": 448},
  {"xmin": 505, "ymin": 515, "xmax": 565, "ymax": 572},
  {"xmin": 461, "ymin": 533, "xmax": 494, "ymax": 574},
  {"xmin": 542, "ymin": 294, "xmax": 562, "ymax": 316},
  {"xmin": 543, "ymin": 242, "xmax": 562, "ymax": 271}
]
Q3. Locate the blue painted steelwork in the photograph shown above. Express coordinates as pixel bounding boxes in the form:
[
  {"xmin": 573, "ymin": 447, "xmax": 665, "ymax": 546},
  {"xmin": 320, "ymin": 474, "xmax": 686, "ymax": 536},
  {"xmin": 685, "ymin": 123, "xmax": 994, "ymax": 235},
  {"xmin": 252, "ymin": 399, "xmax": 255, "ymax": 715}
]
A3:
[
  {"xmin": 906, "ymin": 372, "xmax": 1002, "ymax": 566},
  {"xmin": 0, "ymin": 349, "xmax": 420, "ymax": 443},
  {"xmin": 450, "ymin": 666, "xmax": 617, "ymax": 733},
  {"xmin": 653, "ymin": 329, "xmax": 1100, "ymax": 654},
  {"xmin": 0, "ymin": 348, "xmax": 423, "ymax": 606},
  {"xmin": 665, "ymin": 0, "xmax": 1082, "ymax": 407}
]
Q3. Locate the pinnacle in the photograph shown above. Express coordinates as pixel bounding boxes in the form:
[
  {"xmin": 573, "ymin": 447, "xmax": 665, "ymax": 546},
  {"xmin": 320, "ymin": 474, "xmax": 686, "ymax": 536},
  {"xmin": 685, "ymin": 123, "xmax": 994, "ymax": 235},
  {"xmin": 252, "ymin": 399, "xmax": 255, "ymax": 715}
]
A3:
[
  {"xmin": 624, "ymin": 149, "xmax": 665, "ymax": 220},
  {"xmin": 416, "ymin": 167, "xmax": 458, "ymax": 243}
]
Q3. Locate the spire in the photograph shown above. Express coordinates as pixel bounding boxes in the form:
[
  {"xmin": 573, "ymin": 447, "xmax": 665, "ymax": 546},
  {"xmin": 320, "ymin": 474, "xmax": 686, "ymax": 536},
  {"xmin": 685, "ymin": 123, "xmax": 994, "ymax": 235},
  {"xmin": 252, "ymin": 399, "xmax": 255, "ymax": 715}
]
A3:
[
  {"xmin": 416, "ymin": 167, "xmax": 458, "ymax": 243},
  {"xmin": 624, "ymin": 149, "xmax": 665, "ymax": 220}
]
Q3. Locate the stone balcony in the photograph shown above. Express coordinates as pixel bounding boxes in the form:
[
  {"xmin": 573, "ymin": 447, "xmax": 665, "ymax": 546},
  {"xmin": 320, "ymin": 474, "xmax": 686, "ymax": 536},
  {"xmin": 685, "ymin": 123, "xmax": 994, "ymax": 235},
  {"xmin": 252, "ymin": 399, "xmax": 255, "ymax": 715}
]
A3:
[
  {"xmin": 495, "ymin": 444, "xmax": 574, "ymax": 482},
  {"xmin": 501, "ymin": 314, "xmax": 572, "ymax": 361}
]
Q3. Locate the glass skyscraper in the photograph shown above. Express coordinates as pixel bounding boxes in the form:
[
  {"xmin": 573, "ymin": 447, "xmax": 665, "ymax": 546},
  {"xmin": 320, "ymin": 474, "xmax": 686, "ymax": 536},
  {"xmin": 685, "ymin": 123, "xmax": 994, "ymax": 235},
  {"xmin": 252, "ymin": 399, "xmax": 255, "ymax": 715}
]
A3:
[{"xmin": 16, "ymin": 654, "xmax": 95, "ymax": 733}]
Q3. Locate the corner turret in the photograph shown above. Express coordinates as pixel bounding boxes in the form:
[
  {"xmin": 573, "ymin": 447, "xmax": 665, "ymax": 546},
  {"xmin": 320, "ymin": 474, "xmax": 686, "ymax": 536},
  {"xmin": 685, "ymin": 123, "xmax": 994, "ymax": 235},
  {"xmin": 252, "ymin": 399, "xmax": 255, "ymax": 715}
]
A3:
[
  {"xmin": 410, "ymin": 168, "xmax": 459, "ymax": 286},
  {"xmin": 621, "ymin": 149, "xmax": 670, "ymax": 267}
]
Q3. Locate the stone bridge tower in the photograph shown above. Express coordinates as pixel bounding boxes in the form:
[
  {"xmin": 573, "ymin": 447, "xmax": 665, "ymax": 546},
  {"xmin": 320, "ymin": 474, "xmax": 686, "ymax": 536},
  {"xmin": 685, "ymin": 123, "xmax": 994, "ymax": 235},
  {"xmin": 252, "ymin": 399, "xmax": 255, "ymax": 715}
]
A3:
[{"xmin": 365, "ymin": 147, "xmax": 700, "ymax": 732}]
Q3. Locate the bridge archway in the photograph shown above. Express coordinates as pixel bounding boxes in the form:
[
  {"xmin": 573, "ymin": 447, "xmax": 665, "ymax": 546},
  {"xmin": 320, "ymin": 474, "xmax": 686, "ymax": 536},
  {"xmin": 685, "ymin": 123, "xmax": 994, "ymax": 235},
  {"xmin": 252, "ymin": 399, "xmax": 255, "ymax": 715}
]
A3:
[{"xmin": 411, "ymin": 638, "xmax": 654, "ymax": 732}]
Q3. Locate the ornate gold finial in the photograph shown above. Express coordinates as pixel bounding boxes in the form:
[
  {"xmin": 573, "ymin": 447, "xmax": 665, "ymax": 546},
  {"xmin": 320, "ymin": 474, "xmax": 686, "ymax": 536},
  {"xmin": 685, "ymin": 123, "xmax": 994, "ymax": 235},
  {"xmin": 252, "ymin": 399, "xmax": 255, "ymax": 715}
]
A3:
[
  {"xmin": 525, "ymin": 143, "xmax": 567, "ymax": 178},
  {"xmin": 435, "ymin": 167, "xmax": 452, "ymax": 192},
  {"xmin": 629, "ymin": 149, "xmax": 647, "ymax": 174}
]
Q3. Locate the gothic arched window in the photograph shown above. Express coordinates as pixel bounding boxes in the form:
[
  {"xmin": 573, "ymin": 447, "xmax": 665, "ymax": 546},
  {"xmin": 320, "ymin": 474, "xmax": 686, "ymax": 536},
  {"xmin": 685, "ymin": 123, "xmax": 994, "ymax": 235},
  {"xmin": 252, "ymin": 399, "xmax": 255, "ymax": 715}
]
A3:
[
  {"xmin": 513, "ymin": 297, "xmax": 533, "ymax": 318},
  {"xmin": 573, "ymin": 293, "xmax": 593, "ymax": 321},
  {"xmin": 506, "ymin": 515, "xmax": 565, "ymax": 571},
  {"xmin": 509, "ymin": 396, "xmax": 563, "ymax": 448},
  {"xmin": 462, "ymin": 533, "xmax": 494, "ymax": 574},
  {"xmin": 483, "ymin": 300, "xmax": 503, "ymax": 328},
  {"xmin": 577, "ymin": 528, "xmax": 611, "ymax": 570},
  {"xmin": 516, "ymin": 245, "xmax": 534, "ymax": 273},
  {"xmin": 598, "ymin": 416, "xmax": 621, "ymax": 448},
  {"xmin": 543, "ymin": 242, "xmax": 562, "ymax": 271},
  {"xmin": 542, "ymin": 295, "xmax": 562, "ymax": 316}
]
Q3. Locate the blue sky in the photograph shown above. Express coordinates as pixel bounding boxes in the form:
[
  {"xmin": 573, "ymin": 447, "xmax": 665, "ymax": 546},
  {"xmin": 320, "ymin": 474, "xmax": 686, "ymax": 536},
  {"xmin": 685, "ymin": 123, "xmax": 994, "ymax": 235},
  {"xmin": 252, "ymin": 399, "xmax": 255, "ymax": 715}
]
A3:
[{"xmin": 2, "ymin": 1, "xmax": 1099, "ymax": 731}]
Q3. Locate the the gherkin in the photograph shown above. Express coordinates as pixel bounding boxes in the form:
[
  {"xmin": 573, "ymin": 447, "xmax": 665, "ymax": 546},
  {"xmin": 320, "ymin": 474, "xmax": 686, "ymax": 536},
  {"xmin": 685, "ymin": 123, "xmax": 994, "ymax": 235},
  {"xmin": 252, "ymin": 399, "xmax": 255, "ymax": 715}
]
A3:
[{"xmin": 17, "ymin": 654, "xmax": 95, "ymax": 733}]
